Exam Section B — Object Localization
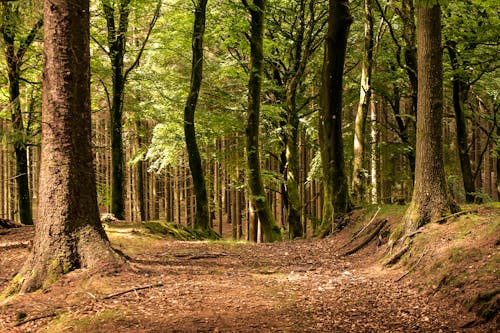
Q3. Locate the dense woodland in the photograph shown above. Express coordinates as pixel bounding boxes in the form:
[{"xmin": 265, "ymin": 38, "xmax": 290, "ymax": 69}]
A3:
[{"xmin": 0, "ymin": 1, "xmax": 498, "ymax": 240}]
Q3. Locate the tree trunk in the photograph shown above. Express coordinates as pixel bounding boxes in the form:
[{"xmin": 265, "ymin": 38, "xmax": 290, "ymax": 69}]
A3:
[
  {"xmin": 184, "ymin": 0, "xmax": 210, "ymax": 231},
  {"xmin": 243, "ymin": 0, "xmax": 281, "ymax": 242},
  {"xmin": 369, "ymin": 97, "xmax": 378, "ymax": 204},
  {"xmin": 402, "ymin": 3, "xmax": 459, "ymax": 234},
  {"xmin": 6, "ymin": 0, "xmax": 119, "ymax": 294},
  {"xmin": 352, "ymin": 0, "xmax": 374, "ymax": 205},
  {"xmin": 1, "ymin": 4, "xmax": 42, "ymax": 226},
  {"xmin": 446, "ymin": 41, "xmax": 475, "ymax": 203},
  {"xmin": 318, "ymin": 0, "xmax": 353, "ymax": 236}
]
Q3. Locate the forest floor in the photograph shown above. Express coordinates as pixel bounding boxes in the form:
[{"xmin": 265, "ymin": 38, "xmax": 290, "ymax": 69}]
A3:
[{"xmin": 0, "ymin": 204, "xmax": 498, "ymax": 332}]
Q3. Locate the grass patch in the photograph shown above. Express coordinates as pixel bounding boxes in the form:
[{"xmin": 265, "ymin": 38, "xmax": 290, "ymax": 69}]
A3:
[
  {"xmin": 41, "ymin": 309, "xmax": 126, "ymax": 333},
  {"xmin": 143, "ymin": 221, "xmax": 221, "ymax": 241}
]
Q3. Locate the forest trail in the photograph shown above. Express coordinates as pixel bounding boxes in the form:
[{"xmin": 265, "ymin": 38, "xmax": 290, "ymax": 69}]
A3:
[{"xmin": 0, "ymin": 224, "xmax": 496, "ymax": 332}]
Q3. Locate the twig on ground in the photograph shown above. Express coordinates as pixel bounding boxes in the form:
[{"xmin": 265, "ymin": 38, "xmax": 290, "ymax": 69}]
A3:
[
  {"xmin": 0, "ymin": 240, "xmax": 32, "ymax": 250},
  {"xmin": 14, "ymin": 313, "xmax": 56, "ymax": 327},
  {"xmin": 102, "ymin": 282, "xmax": 164, "ymax": 300},
  {"xmin": 395, "ymin": 247, "xmax": 429, "ymax": 282}
]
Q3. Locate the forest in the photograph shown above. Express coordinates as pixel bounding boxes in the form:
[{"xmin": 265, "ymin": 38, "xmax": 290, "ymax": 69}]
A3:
[{"xmin": 0, "ymin": 0, "xmax": 498, "ymax": 331}]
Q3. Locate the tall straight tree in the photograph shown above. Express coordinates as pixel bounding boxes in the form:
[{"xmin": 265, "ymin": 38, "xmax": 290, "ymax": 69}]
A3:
[
  {"xmin": 0, "ymin": 2, "xmax": 42, "ymax": 225},
  {"xmin": 352, "ymin": 0, "xmax": 374, "ymax": 204},
  {"xmin": 5, "ymin": 0, "xmax": 118, "ymax": 294},
  {"xmin": 402, "ymin": 1, "xmax": 459, "ymax": 234},
  {"xmin": 101, "ymin": 0, "xmax": 161, "ymax": 220},
  {"xmin": 242, "ymin": 0, "xmax": 281, "ymax": 242},
  {"xmin": 184, "ymin": 0, "xmax": 210, "ymax": 231},
  {"xmin": 318, "ymin": 0, "xmax": 352, "ymax": 236}
]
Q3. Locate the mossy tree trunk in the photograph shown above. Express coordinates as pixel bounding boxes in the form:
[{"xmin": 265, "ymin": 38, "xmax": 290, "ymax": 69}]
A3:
[
  {"xmin": 242, "ymin": 0, "xmax": 281, "ymax": 242},
  {"xmin": 402, "ymin": 3, "xmax": 459, "ymax": 234},
  {"xmin": 5, "ymin": 0, "xmax": 119, "ymax": 295},
  {"xmin": 184, "ymin": 0, "xmax": 210, "ymax": 231},
  {"xmin": 352, "ymin": 0, "xmax": 374, "ymax": 205},
  {"xmin": 318, "ymin": 0, "xmax": 353, "ymax": 236},
  {"xmin": 0, "ymin": 3, "xmax": 42, "ymax": 226}
]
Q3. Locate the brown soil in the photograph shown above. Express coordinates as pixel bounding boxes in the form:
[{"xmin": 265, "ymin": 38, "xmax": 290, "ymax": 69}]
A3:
[{"xmin": 0, "ymin": 210, "xmax": 498, "ymax": 333}]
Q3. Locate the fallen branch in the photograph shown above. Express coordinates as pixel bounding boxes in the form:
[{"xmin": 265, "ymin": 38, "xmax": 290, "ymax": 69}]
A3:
[
  {"xmin": 395, "ymin": 247, "xmax": 429, "ymax": 282},
  {"xmin": 435, "ymin": 210, "xmax": 467, "ymax": 224},
  {"xmin": 14, "ymin": 313, "xmax": 56, "ymax": 327},
  {"xmin": 339, "ymin": 207, "xmax": 381, "ymax": 250},
  {"xmin": 0, "ymin": 240, "xmax": 32, "ymax": 250},
  {"xmin": 102, "ymin": 282, "xmax": 164, "ymax": 300},
  {"xmin": 341, "ymin": 219, "xmax": 387, "ymax": 256}
]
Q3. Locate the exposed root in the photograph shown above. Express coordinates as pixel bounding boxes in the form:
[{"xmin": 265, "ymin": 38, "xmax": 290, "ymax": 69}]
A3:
[
  {"xmin": 341, "ymin": 219, "xmax": 387, "ymax": 257},
  {"xmin": 395, "ymin": 247, "xmax": 429, "ymax": 282},
  {"xmin": 102, "ymin": 282, "xmax": 164, "ymax": 300},
  {"xmin": 384, "ymin": 242, "xmax": 411, "ymax": 267}
]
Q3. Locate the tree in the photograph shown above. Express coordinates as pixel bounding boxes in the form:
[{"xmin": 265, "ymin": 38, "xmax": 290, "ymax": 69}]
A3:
[
  {"xmin": 318, "ymin": 0, "xmax": 352, "ymax": 236},
  {"xmin": 402, "ymin": 2, "xmax": 459, "ymax": 234},
  {"xmin": 184, "ymin": 0, "xmax": 211, "ymax": 231},
  {"xmin": 352, "ymin": 0, "xmax": 374, "ymax": 205},
  {"xmin": 242, "ymin": 0, "xmax": 281, "ymax": 242},
  {"xmin": 0, "ymin": 2, "xmax": 42, "ymax": 225},
  {"xmin": 4, "ymin": 0, "xmax": 118, "ymax": 294},
  {"xmin": 100, "ymin": 0, "xmax": 161, "ymax": 220}
]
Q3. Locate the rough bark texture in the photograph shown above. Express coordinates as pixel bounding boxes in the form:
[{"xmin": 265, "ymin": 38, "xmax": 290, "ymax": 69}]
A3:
[
  {"xmin": 446, "ymin": 41, "xmax": 475, "ymax": 203},
  {"xmin": 0, "ymin": 3, "xmax": 41, "ymax": 226},
  {"xmin": 402, "ymin": 4, "xmax": 459, "ymax": 234},
  {"xmin": 184, "ymin": 0, "xmax": 210, "ymax": 231},
  {"xmin": 352, "ymin": 0, "xmax": 374, "ymax": 205},
  {"xmin": 5, "ymin": 0, "xmax": 118, "ymax": 294},
  {"xmin": 318, "ymin": 0, "xmax": 352, "ymax": 236},
  {"xmin": 243, "ymin": 0, "xmax": 281, "ymax": 242}
]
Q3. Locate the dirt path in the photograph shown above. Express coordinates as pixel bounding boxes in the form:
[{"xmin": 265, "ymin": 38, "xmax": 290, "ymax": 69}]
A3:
[{"xmin": 0, "ymin": 227, "xmax": 494, "ymax": 332}]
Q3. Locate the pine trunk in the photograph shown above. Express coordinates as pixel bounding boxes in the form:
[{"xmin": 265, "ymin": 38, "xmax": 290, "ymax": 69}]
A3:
[
  {"xmin": 6, "ymin": 0, "xmax": 119, "ymax": 294},
  {"xmin": 402, "ymin": 4, "xmax": 459, "ymax": 234}
]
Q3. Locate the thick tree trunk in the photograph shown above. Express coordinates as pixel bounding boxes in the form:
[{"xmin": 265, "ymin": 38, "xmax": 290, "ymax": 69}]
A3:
[
  {"xmin": 446, "ymin": 42, "xmax": 475, "ymax": 203},
  {"xmin": 402, "ymin": 4, "xmax": 459, "ymax": 234},
  {"xmin": 243, "ymin": 0, "xmax": 281, "ymax": 242},
  {"xmin": 318, "ymin": 0, "xmax": 352, "ymax": 236},
  {"xmin": 184, "ymin": 0, "xmax": 210, "ymax": 231},
  {"xmin": 5, "ymin": 0, "xmax": 118, "ymax": 294},
  {"xmin": 352, "ymin": 0, "xmax": 374, "ymax": 205}
]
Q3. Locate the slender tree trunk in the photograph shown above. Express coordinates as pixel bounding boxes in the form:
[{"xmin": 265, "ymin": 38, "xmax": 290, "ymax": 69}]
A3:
[
  {"xmin": 318, "ymin": 0, "xmax": 353, "ymax": 236},
  {"xmin": 352, "ymin": 0, "xmax": 374, "ymax": 205},
  {"xmin": 243, "ymin": 0, "xmax": 281, "ymax": 242},
  {"xmin": 184, "ymin": 0, "xmax": 210, "ymax": 231},
  {"xmin": 6, "ymin": 0, "xmax": 119, "ymax": 294},
  {"xmin": 369, "ymin": 97, "xmax": 378, "ymax": 204},
  {"xmin": 1, "ymin": 4, "xmax": 42, "ymax": 225},
  {"xmin": 402, "ymin": 3, "xmax": 458, "ymax": 234},
  {"xmin": 445, "ymin": 42, "xmax": 475, "ymax": 203}
]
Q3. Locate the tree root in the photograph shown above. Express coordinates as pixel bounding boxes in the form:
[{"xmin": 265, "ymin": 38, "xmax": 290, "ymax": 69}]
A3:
[
  {"xmin": 14, "ymin": 313, "xmax": 57, "ymax": 327},
  {"xmin": 0, "ymin": 240, "xmax": 33, "ymax": 250},
  {"xmin": 338, "ymin": 207, "xmax": 381, "ymax": 250},
  {"xmin": 341, "ymin": 219, "xmax": 387, "ymax": 256},
  {"xmin": 435, "ymin": 210, "xmax": 467, "ymax": 224},
  {"xmin": 384, "ymin": 242, "xmax": 411, "ymax": 267},
  {"xmin": 395, "ymin": 247, "xmax": 429, "ymax": 282}
]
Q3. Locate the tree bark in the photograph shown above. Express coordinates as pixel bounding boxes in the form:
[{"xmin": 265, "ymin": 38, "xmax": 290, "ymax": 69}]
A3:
[
  {"xmin": 5, "ymin": 0, "xmax": 119, "ymax": 294},
  {"xmin": 318, "ymin": 0, "xmax": 353, "ymax": 236},
  {"xmin": 402, "ymin": 3, "xmax": 459, "ymax": 234},
  {"xmin": 184, "ymin": 0, "xmax": 210, "ymax": 231},
  {"xmin": 352, "ymin": 0, "xmax": 374, "ymax": 205},
  {"xmin": 0, "ymin": 4, "xmax": 42, "ymax": 226},
  {"xmin": 243, "ymin": 0, "xmax": 281, "ymax": 242},
  {"xmin": 445, "ymin": 41, "xmax": 475, "ymax": 203}
]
